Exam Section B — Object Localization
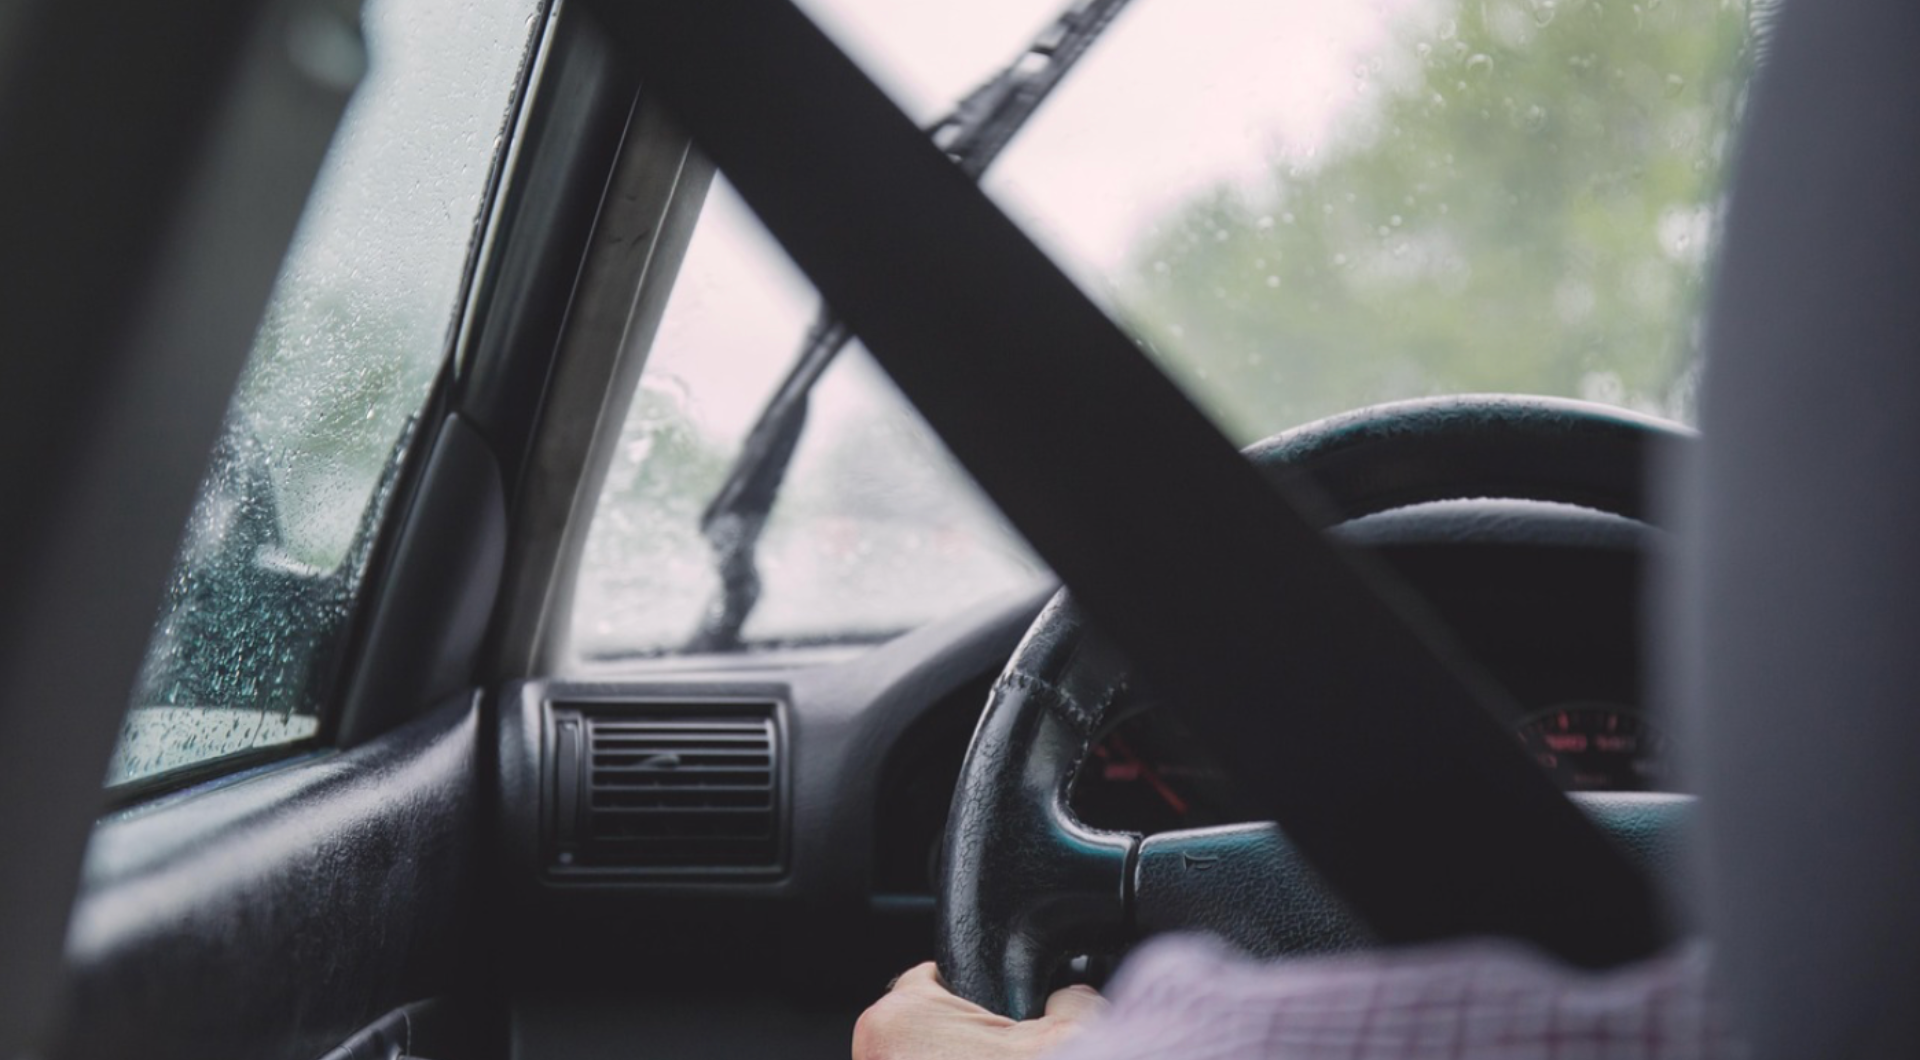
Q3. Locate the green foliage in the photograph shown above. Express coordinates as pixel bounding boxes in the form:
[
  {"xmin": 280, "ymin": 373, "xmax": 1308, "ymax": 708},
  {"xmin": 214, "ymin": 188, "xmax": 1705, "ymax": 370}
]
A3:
[
  {"xmin": 1120, "ymin": 0, "xmax": 1752, "ymax": 443},
  {"xmin": 604, "ymin": 377, "xmax": 734, "ymax": 512},
  {"xmin": 240, "ymin": 281, "xmax": 428, "ymax": 567}
]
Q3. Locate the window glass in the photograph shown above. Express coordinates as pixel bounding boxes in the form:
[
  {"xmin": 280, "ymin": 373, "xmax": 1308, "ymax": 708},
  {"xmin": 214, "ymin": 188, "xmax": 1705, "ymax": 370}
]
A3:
[
  {"xmin": 107, "ymin": 0, "xmax": 541, "ymax": 787},
  {"xmin": 569, "ymin": 184, "xmax": 1044, "ymax": 661},
  {"xmin": 977, "ymin": 0, "xmax": 1754, "ymax": 439},
  {"xmin": 571, "ymin": 0, "xmax": 1753, "ymax": 661}
]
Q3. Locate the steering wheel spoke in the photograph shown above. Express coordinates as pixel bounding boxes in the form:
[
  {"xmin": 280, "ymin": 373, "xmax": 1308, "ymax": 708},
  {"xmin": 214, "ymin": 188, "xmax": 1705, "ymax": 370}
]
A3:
[
  {"xmin": 938, "ymin": 635, "xmax": 1138, "ymax": 1019},
  {"xmin": 1131, "ymin": 824, "xmax": 1370, "ymax": 958},
  {"xmin": 1130, "ymin": 793, "xmax": 1692, "ymax": 960}
]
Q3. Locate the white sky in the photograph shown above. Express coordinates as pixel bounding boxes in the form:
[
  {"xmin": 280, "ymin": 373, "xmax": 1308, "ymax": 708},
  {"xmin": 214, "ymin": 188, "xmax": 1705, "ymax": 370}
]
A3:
[
  {"xmin": 811, "ymin": 0, "xmax": 1425, "ymax": 273},
  {"xmin": 649, "ymin": 0, "xmax": 1429, "ymax": 440}
]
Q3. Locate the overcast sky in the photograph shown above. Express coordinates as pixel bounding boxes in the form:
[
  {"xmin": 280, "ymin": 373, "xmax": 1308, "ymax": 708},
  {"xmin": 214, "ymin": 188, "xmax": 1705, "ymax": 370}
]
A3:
[{"xmin": 648, "ymin": 0, "xmax": 1429, "ymax": 440}]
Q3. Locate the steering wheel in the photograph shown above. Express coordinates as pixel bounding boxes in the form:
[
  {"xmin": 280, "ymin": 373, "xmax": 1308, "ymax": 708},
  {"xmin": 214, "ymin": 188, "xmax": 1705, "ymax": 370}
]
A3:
[{"xmin": 935, "ymin": 394, "xmax": 1694, "ymax": 1019}]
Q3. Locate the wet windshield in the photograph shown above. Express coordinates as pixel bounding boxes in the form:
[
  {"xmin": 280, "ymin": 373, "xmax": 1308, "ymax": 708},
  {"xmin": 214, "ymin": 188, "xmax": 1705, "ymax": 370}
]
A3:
[
  {"xmin": 567, "ymin": 0, "xmax": 1754, "ymax": 662},
  {"xmin": 979, "ymin": 0, "xmax": 1750, "ymax": 435}
]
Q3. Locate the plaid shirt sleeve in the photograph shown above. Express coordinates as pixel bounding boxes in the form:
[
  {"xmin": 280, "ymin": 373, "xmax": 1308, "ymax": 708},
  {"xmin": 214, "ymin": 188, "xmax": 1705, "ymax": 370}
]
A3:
[{"xmin": 1047, "ymin": 935, "xmax": 1742, "ymax": 1060}]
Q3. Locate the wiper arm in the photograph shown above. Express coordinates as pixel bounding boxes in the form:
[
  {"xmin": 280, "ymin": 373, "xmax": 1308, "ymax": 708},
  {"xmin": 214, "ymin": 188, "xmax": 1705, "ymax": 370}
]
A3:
[
  {"xmin": 687, "ymin": 0, "xmax": 1136, "ymax": 652},
  {"xmin": 928, "ymin": 0, "xmax": 1137, "ymax": 178},
  {"xmin": 688, "ymin": 314, "xmax": 849, "ymax": 652}
]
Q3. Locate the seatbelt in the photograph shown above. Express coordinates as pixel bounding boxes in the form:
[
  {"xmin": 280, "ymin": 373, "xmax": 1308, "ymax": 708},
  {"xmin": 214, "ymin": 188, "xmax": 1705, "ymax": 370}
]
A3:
[{"xmin": 592, "ymin": 0, "xmax": 1663, "ymax": 967}]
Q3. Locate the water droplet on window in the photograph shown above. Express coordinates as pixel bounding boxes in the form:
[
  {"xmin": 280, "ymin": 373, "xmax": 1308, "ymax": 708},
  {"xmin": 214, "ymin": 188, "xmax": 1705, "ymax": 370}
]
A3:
[{"xmin": 1466, "ymin": 53, "xmax": 1494, "ymax": 77}]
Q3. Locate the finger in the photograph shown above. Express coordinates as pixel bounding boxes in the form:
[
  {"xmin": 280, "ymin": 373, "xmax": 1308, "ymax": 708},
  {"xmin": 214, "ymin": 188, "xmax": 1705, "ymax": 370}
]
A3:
[
  {"xmin": 884, "ymin": 964, "xmax": 1012, "ymax": 1028},
  {"xmin": 1042, "ymin": 983, "xmax": 1108, "ymax": 1023},
  {"xmin": 887, "ymin": 962, "xmax": 944, "ymax": 995}
]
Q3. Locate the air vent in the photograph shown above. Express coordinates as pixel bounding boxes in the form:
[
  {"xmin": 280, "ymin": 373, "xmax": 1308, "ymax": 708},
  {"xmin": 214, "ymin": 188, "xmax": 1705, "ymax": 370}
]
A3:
[{"xmin": 547, "ymin": 701, "xmax": 784, "ymax": 878}]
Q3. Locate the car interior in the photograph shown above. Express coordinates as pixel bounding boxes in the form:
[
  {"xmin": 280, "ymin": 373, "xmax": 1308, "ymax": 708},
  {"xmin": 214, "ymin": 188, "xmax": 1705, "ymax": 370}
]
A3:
[{"xmin": 2, "ymin": 0, "xmax": 1916, "ymax": 1058}]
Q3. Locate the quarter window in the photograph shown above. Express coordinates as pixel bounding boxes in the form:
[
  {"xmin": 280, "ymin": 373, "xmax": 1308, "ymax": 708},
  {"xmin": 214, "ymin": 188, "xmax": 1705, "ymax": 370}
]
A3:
[{"xmin": 568, "ymin": 183, "xmax": 1046, "ymax": 662}]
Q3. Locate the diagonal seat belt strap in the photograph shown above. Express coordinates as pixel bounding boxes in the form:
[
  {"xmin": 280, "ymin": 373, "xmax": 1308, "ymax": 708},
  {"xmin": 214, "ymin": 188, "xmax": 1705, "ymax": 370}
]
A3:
[{"xmin": 592, "ymin": 0, "xmax": 1662, "ymax": 967}]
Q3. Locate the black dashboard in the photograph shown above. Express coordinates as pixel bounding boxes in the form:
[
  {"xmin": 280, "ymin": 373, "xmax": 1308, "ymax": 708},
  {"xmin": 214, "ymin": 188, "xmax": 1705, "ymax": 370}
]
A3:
[
  {"xmin": 496, "ymin": 498, "xmax": 1668, "ymax": 1016},
  {"xmin": 871, "ymin": 500, "xmax": 1663, "ymax": 897}
]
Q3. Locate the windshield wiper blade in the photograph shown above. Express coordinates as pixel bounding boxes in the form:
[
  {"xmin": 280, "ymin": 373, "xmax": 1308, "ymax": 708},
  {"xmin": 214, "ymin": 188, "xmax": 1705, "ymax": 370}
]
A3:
[
  {"xmin": 687, "ymin": 0, "xmax": 1136, "ymax": 652},
  {"xmin": 928, "ymin": 0, "xmax": 1137, "ymax": 178},
  {"xmin": 688, "ymin": 314, "xmax": 849, "ymax": 652}
]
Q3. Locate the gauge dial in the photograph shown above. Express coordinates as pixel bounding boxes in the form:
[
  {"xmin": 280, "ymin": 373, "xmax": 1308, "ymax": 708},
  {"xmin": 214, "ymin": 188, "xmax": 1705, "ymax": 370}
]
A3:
[
  {"xmin": 1072, "ymin": 701, "xmax": 1672, "ymax": 835},
  {"xmin": 1515, "ymin": 704, "xmax": 1668, "ymax": 792},
  {"xmin": 1071, "ymin": 709, "xmax": 1231, "ymax": 833}
]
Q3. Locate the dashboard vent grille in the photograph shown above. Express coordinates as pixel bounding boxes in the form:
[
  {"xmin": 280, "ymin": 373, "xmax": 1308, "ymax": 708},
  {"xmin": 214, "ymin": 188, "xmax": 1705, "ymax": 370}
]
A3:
[{"xmin": 548, "ymin": 701, "xmax": 783, "ymax": 877}]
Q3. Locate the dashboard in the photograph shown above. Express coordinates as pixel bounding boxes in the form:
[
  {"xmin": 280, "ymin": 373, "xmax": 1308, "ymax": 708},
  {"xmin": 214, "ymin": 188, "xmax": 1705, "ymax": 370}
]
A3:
[
  {"xmin": 1074, "ymin": 697, "xmax": 1667, "ymax": 835},
  {"xmin": 499, "ymin": 498, "xmax": 1677, "ymax": 1016},
  {"xmin": 872, "ymin": 500, "xmax": 1670, "ymax": 894}
]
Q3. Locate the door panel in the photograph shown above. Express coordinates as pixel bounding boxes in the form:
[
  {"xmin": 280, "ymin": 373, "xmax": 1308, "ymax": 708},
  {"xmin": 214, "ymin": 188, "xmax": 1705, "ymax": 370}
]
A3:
[{"xmin": 60, "ymin": 700, "xmax": 483, "ymax": 1060}]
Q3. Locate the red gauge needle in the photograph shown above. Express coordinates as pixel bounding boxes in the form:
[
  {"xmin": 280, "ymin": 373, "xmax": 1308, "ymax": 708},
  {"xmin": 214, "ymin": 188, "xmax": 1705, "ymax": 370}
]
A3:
[{"xmin": 1106, "ymin": 733, "xmax": 1190, "ymax": 816}]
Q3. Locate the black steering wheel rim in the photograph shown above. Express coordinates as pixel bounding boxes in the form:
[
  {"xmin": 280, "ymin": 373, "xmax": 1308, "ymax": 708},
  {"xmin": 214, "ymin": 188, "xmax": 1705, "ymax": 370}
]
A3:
[{"xmin": 935, "ymin": 393, "xmax": 1692, "ymax": 1019}]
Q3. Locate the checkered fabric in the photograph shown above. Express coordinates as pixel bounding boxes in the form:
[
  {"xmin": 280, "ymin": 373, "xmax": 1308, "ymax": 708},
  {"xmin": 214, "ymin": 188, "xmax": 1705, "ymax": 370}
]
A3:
[{"xmin": 1049, "ymin": 936, "xmax": 1741, "ymax": 1060}]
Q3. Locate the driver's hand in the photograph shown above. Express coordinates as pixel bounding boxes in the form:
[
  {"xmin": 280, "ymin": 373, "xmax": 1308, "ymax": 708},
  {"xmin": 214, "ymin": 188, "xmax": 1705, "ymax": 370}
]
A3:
[{"xmin": 852, "ymin": 963, "xmax": 1106, "ymax": 1060}]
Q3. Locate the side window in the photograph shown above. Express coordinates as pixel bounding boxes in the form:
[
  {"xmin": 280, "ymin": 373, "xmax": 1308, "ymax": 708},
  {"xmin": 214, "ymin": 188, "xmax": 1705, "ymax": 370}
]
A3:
[
  {"xmin": 568, "ymin": 181, "xmax": 1046, "ymax": 662},
  {"xmin": 105, "ymin": 0, "xmax": 542, "ymax": 789}
]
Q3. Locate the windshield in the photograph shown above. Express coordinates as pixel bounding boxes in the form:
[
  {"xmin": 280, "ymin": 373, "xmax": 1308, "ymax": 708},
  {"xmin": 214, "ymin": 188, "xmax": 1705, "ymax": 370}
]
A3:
[
  {"xmin": 979, "ymin": 0, "xmax": 1749, "ymax": 436},
  {"xmin": 568, "ymin": 0, "xmax": 1753, "ymax": 662}
]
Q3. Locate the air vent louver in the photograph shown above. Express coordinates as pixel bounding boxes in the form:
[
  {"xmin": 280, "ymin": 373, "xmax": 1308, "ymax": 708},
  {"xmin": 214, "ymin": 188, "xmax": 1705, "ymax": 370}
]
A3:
[{"xmin": 548, "ymin": 701, "xmax": 783, "ymax": 877}]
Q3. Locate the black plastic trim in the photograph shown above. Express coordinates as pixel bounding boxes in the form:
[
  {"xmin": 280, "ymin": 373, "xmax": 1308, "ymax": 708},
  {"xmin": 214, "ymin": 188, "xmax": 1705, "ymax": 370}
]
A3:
[
  {"xmin": 335, "ymin": 414, "xmax": 509, "ymax": 745},
  {"xmin": 457, "ymin": 5, "xmax": 641, "ymax": 501},
  {"xmin": 492, "ymin": 499, "xmax": 1661, "ymax": 1003},
  {"xmin": 60, "ymin": 698, "xmax": 482, "ymax": 1060},
  {"xmin": 542, "ymin": 696, "xmax": 791, "ymax": 880},
  {"xmin": 491, "ymin": 585, "xmax": 1054, "ymax": 994}
]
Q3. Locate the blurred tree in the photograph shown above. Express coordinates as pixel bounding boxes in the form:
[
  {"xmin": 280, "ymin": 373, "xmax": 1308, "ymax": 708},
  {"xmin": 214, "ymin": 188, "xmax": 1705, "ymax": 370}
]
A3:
[
  {"xmin": 241, "ymin": 281, "xmax": 425, "ymax": 567},
  {"xmin": 131, "ymin": 277, "xmax": 425, "ymax": 716},
  {"xmin": 569, "ymin": 373, "xmax": 735, "ymax": 654},
  {"xmin": 1119, "ymin": 0, "xmax": 1752, "ymax": 442}
]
